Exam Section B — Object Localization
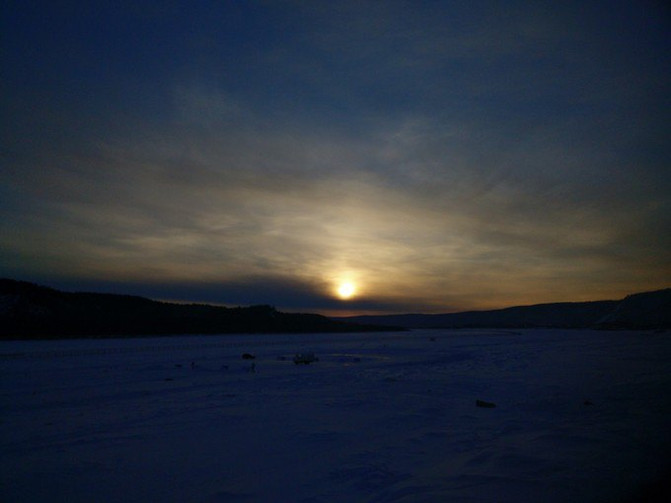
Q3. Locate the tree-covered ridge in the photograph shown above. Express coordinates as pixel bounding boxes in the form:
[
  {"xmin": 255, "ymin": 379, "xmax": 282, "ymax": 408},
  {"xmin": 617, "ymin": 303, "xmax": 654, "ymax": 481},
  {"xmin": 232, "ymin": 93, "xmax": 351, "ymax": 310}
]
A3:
[{"xmin": 0, "ymin": 279, "xmax": 397, "ymax": 339}]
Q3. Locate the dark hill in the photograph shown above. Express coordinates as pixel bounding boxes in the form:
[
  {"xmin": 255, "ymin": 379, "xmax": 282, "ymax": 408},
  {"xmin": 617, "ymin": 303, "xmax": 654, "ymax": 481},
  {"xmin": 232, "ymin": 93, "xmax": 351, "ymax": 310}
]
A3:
[
  {"xmin": 0, "ymin": 279, "xmax": 397, "ymax": 339},
  {"xmin": 337, "ymin": 288, "xmax": 671, "ymax": 330},
  {"xmin": 593, "ymin": 289, "xmax": 671, "ymax": 329}
]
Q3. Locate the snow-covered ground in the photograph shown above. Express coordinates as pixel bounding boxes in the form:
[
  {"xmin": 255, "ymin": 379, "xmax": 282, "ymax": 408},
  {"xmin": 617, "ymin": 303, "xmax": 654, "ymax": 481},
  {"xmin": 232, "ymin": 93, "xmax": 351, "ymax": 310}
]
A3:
[{"xmin": 1, "ymin": 329, "xmax": 670, "ymax": 502}]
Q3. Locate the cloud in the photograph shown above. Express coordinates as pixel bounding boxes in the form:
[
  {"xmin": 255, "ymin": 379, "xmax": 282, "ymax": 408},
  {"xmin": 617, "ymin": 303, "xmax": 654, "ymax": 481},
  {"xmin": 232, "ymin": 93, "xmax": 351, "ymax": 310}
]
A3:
[{"xmin": 1, "ymin": 1, "xmax": 669, "ymax": 312}]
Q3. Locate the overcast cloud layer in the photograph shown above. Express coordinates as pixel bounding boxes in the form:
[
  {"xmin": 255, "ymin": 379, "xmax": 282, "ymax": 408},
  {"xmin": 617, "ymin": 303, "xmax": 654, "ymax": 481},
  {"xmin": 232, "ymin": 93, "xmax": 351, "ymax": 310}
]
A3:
[{"xmin": 2, "ymin": 1, "xmax": 670, "ymax": 314}]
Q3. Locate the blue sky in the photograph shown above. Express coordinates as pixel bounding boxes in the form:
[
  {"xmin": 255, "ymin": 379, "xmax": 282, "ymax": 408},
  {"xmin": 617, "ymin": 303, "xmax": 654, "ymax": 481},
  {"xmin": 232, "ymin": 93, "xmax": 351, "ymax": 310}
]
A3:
[{"xmin": 2, "ymin": 1, "xmax": 669, "ymax": 314}]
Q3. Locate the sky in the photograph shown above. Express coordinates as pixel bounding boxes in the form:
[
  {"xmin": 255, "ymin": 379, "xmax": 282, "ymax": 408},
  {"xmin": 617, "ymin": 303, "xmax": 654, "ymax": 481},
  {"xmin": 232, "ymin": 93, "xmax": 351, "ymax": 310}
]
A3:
[{"xmin": 1, "ymin": 1, "xmax": 670, "ymax": 315}]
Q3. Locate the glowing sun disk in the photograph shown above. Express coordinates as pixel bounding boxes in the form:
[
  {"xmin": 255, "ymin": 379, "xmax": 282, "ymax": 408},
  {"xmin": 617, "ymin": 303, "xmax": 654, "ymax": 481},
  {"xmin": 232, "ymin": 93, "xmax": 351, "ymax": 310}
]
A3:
[{"xmin": 337, "ymin": 282, "xmax": 356, "ymax": 300}]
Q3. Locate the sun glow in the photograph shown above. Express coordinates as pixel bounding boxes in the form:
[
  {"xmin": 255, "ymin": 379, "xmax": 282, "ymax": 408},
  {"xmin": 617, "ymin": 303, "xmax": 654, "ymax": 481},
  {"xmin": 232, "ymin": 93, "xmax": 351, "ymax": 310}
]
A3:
[{"xmin": 336, "ymin": 281, "xmax": 357, "ymax": 300}]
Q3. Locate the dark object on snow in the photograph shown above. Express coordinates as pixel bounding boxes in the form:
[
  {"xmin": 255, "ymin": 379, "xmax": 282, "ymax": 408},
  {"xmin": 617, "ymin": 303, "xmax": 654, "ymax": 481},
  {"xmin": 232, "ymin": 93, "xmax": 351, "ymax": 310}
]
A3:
[
  {"xmin": 476, "ymin": 399, "xmax": 496, "ymax": 408},
  {"xmin": 294, "ymin": 352, "xmax": 318, "ymax": 364},
  {"xmin": 241, "ymin": 353, "xmax": 255, "ymax": 360}
]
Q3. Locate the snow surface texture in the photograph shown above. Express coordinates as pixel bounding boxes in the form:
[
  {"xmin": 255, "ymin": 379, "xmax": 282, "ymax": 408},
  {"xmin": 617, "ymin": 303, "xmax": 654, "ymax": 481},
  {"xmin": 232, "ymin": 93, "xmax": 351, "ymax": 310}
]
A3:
[{"xmin": 1, "ymin": 329, "xmax": 670, "ymax": 502}]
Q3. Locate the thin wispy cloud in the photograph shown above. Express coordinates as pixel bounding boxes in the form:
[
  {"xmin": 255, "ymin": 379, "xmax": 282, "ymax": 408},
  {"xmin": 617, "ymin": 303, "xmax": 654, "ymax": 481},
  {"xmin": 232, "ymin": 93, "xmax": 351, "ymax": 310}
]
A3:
[{"xmin": 1, "ymin": 0, "xmax": 669, "ymax": 313}]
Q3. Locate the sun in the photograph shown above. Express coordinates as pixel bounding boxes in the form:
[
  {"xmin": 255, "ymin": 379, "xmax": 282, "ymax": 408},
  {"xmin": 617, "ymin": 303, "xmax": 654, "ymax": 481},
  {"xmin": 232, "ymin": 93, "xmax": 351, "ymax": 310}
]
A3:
[{"xmin": 336, "ymin": 281, "xmax": 357, "ymax": 300}]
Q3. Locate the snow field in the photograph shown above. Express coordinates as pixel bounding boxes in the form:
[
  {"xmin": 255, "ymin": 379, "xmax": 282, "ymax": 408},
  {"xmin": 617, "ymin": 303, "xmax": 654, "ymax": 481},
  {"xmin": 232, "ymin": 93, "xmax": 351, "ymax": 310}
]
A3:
[{"xmin": 1, "ymin": 329, "xmax": 670, "ymax": 502}]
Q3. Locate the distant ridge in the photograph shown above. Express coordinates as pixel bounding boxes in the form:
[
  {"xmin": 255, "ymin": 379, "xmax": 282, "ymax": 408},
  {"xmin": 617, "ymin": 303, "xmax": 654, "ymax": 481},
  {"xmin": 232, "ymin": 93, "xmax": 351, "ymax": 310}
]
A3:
[
  {"xmin": 0, "ymin": 279, "xmax": 399, "ymax": 339},
  {"xmin": 337, "ymin": 288, "xmax": 671, "ymax": 330},
  {"xmin": 594, "ymin": 289, "xmax": 671, "ymax": 330}
]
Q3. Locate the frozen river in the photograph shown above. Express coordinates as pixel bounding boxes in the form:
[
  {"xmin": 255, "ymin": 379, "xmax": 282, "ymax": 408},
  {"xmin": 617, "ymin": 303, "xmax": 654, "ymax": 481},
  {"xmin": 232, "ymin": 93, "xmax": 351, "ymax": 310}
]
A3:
[{"xmin": 1, "ymin": 329, "xmax": 670, "ymax": 502}]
